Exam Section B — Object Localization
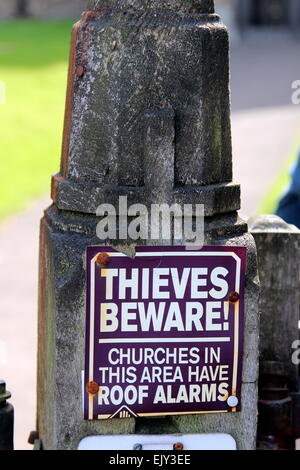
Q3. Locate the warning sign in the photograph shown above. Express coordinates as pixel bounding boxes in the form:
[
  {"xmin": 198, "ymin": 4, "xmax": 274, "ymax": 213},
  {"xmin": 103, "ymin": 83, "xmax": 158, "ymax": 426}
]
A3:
[{"xmin": 84, "ymin": 246, "xmax": 246, "ymax": 420}]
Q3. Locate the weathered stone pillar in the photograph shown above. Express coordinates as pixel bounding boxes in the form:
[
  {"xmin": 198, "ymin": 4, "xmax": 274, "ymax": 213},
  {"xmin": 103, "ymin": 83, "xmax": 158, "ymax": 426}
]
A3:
[
  {"xmin": 250, "ymin": 215, "xmax": 300, "ymax": 449},
  {"xmin": 37, "ymin": 0, "xmax": 259, "ymax": 450},
  {"xmin": 250, "ymin": 215, "xmax": 300, "ymax": 391}
]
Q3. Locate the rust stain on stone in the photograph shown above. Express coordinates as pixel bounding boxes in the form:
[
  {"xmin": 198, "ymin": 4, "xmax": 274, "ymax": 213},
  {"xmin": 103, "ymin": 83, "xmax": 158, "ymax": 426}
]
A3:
[
  {"xmin": 85, "ymin": 8, "xmax": 107, "ymax": 20},
  {"xmin": 51, "ymin": 173, "xmax": 64, "ymax": 201},
  {"xmin": 76, "ymin": 65, "xmax": 85, "ymax": 78}
]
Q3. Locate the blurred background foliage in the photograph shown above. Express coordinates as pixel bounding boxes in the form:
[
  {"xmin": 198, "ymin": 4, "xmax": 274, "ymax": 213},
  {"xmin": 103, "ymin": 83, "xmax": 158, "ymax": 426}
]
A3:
[
  {"xmin": 0, "ymin": 0, "xmax": 299, "ymax": 220},
  {"xmin": 0, "ymin": 20, "xmax": 73, "ymax": 219}
]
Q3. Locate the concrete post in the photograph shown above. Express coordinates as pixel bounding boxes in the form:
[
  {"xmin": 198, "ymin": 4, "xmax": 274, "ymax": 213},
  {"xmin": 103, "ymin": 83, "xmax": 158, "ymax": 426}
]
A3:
[
  {"xmin": 250, "ymin": 215, "xmax": 300, "ymax": 390},
  {"xmin": 37, "ymin": 0, "xmax": 259, "ymax": 450},
  {"xmin": 250, "ymin": 215, "xmax": 300, "ymax": 449}
]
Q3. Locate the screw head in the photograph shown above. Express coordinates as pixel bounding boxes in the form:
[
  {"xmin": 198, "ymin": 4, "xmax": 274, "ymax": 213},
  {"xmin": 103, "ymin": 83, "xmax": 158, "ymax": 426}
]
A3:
[
  {"xmin": 174, "ymin": 442, "xmax": 184, "ymax": 450},
  {"xmin": 95, "ymin": 252, "xmax": 110, "ymax": 267},
  {"xmin": 86, "ymin": 381, "xmax": 99, "ymax": 395},
  {"xmin": 227, "ymin": 395, "xmax": 239, "ymax": 408},
  {"xmin": 228, "ymin": 291, "xmax": 239, "ymax": 303},
  {"xmin": 133, "ymin": 443, "xmax": 143, "ymax": 450},
  {"xmin": 76, "ymin": 65, "xmax": 85, "ymax": 78}
]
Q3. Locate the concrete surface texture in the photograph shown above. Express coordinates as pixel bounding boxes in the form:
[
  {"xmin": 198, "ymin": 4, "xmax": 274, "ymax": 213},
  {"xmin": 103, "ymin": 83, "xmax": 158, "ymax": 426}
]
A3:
[{"xmin": 0, "ymin": 34, "xmax": 300, "ymax": 449}]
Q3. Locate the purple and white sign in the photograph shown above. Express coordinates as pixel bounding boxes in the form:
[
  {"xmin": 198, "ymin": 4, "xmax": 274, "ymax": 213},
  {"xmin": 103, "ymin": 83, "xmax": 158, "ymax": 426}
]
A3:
[{"xmin": 84, "ymin": 246, "xmax": 246, "ymax": 420}]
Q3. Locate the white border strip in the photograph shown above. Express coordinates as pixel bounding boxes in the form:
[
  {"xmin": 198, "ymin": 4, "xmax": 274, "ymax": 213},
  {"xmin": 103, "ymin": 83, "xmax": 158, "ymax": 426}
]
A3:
[
  {"xmin": 88, "ymin": 255, "xmax": 97, "ymax": 419},
  {"xmin": 99, "ymin": 337, "xmax": 230, "ymax": 344}
]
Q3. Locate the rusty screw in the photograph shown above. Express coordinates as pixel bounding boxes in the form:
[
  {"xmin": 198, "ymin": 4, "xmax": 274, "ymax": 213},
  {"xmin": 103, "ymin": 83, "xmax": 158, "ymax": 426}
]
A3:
[
  {"xmin": 86, "ymin": 381, "xmax": 99, "ymax": 395},
  {"xmin": 173, "ymin": 442, "xmax": 184, "ymax": 451},
  {"xmin": 95, "ymin": 252, "xmax": 110, "ymax": 267},
  {"xmin": 28, "ymin": 431, "xmax": 39, "ymax": 445},
  {"xmin": 228, "ymin": 291, "xmax": 239, "ymax": 303},
  {"xmin": 76, "ymin": 65, "xmax": 85, "ymax": 78}
]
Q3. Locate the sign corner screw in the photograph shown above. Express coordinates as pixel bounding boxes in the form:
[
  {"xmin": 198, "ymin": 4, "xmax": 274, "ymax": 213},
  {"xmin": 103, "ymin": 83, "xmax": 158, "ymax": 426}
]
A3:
[
  {"xmin": 96, "ymin": 252, "xmax": 110, "ymax": 267},
  {"xmin": 86, "ymin": 381, "xmax": 99, "ymax": 395},
  {"xmin": 228, "ymin": 291, "xmax": 239, "ymax": 303},
  {"xmin": 227, "ymin": 395, "xmax": 239, "ymax": 408}
]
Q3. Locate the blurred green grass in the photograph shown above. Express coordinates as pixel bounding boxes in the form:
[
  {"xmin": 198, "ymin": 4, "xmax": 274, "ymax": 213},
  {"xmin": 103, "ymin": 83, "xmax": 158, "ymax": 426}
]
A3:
[
  {"xmin": 258, "ymin": 134, "xmax": 300, "ymax": 214},
  {"xmin": 0, "ymin": 20, "xmax": 299, "ymax": 221},
  {"xmin": 0, "ymin": 20, "xmax": 74, "ymax": 219}
]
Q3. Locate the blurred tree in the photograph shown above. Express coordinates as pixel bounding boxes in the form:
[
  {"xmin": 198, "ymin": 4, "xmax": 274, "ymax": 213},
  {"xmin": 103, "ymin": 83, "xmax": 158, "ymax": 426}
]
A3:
[{"xmin": 15, "ymin": 0, "xmax": 29, "ymax": 17}]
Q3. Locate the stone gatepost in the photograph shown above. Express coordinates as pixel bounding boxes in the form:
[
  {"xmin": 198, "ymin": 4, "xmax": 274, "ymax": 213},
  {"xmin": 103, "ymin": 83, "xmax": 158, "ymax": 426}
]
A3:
[
  {"xmin": 250, "ymin": 215, "xmax": 300, "ymax": 449},
  {"xmin": 37, "ymin": 0, "xmax": 259, "ymax": 450}
]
